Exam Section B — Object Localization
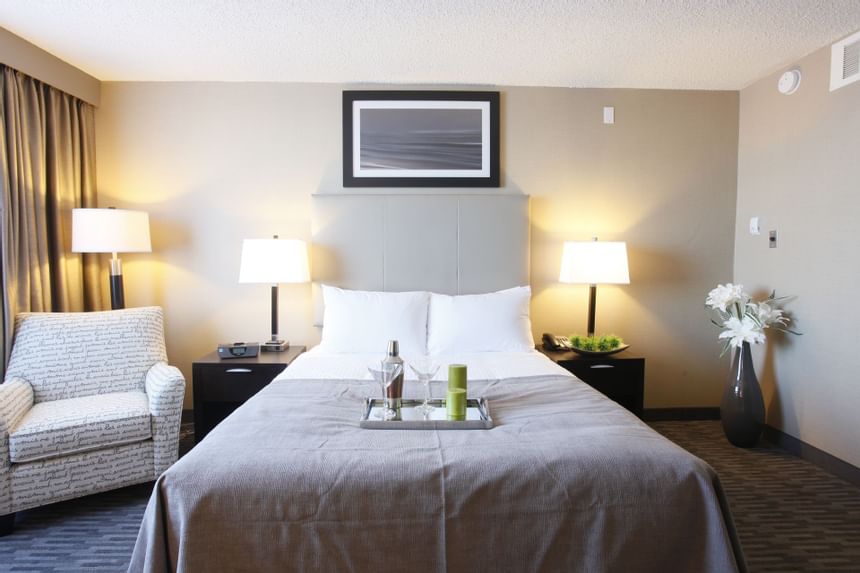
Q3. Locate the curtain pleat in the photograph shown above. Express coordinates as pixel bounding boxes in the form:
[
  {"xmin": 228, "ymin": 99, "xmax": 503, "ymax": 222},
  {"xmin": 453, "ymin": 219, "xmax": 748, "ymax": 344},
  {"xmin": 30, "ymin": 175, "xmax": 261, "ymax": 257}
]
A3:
[{"xmin": 0, "ymin": 65, "xmax": 103, "ymax": 377}]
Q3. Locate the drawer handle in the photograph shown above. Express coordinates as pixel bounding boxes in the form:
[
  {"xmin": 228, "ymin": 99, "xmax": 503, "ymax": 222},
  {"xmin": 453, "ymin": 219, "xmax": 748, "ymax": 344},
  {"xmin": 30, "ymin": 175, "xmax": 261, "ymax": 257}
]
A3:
[
  {"xmin": 590, "ymin": 364, "xmax": 615, "ymax": 369},
  {"xmin": 225, "ymin": 368, "xmax": 253, "ymax": 373}
]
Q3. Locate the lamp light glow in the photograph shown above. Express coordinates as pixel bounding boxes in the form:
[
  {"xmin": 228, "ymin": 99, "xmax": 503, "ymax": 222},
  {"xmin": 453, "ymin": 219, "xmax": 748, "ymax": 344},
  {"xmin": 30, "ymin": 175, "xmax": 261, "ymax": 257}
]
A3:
[
  {"xmin": 72, "ymin": 208, "xmax": 152, "ymax": 310},
  {"xmin": 558, "ymin": 239, "xmax": 630, "ymax": 337},
  {"xmin": 238, "ymin": 239, "xmax": 310, "ymax": 284},
  {"xmin": 72, "ymin": 209, "xmax": 151, "ymax": 254},
  {"xmin": 559, "ymin": 241, "xmax": 629, "ymax": 285},
  {"xmin": 239, "ymin": 237, "xmax": 310, "ymax": 352}
]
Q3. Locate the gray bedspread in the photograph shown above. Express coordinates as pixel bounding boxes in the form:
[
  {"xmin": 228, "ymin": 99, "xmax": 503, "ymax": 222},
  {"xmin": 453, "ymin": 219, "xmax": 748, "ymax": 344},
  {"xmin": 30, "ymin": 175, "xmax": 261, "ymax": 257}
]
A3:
[{"xmin": 129, "ymin": 375, "xmax": 746, "ymax": 572}]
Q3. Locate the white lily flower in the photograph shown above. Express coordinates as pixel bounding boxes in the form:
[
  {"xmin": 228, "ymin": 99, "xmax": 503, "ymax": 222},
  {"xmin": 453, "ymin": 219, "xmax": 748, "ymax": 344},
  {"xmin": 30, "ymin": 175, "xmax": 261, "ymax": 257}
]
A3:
[
  {"xmin": 754, "ymin": 302, "xmax": 786, "ymax": 327},
  {"xmin": 707, "ymin": 283, "xmax": 798, "ymax": 354},
  {"xmin": 706, "ymin": 283, "xmax": 747, "ymax": 313},
  {"xmin": 718, "ymin": 316, "xmax": 766, "ymax": 348}
]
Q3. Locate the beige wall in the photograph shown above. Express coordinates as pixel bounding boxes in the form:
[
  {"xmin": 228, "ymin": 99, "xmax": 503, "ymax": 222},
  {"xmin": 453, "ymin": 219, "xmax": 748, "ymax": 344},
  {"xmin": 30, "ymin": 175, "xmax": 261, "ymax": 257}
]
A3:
[
  {"xmin": 95, "ymin": 83, "xmax": 739, "ymax": 409},
  {"xmin": 0, "ymin": 27, "xmax": 100, "ymax": 105},
  {"xmin": 735, "ymin": 44, "xmax": 860, "ymax": 467}
]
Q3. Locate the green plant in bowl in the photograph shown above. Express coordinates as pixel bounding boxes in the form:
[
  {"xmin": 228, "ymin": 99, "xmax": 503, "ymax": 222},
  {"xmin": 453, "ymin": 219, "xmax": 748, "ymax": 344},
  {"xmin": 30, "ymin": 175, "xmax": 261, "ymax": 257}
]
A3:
[{"xmin": 568, "ymin": 334, "xmax": 623, "ymax": 352}]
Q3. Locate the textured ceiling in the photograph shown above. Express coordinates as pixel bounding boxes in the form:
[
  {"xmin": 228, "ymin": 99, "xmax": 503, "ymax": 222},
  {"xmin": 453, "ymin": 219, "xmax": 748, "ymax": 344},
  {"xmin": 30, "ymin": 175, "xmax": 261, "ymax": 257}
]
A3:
[{"xmin": 1, "ymin": 1, "xmax": 859, "ymax": 89}]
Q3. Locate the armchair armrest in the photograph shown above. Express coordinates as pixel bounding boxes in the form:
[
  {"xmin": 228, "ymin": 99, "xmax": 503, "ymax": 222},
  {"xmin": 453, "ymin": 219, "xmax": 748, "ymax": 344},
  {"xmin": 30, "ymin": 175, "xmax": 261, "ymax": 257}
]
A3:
[
  {"xmin": 145, "ymin": 363, "xmax": 186, "ymax": 475},
  {"xmin": 0, "ymin": 378, "xmax": 34, "ymax": 515},
  {"xmin": 0, "ymin": 378, "xmax": 33, "ymax": 435}
]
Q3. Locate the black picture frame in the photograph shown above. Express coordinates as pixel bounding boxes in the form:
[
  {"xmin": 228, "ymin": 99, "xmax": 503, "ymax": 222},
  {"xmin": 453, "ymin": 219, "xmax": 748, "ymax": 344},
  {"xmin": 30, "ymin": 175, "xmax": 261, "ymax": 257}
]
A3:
[{"xmin": 343, "ymin": 90, "xmax": 500, "ymax": 188}]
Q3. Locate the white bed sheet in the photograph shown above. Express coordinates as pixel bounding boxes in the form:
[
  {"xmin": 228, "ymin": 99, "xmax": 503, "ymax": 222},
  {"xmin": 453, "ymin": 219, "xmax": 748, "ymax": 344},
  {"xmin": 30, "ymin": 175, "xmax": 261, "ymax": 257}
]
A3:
[{"xmin": 276, "ymin": 345, "xmax": 574, "ymax": 383}]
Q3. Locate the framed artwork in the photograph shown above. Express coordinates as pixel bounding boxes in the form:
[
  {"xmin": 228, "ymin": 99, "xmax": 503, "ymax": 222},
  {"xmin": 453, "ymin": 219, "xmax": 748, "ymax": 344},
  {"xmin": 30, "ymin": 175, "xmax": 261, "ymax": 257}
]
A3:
[{"xmin": 343, "ymin": 90, "xmax": 500, "ymax": 187}]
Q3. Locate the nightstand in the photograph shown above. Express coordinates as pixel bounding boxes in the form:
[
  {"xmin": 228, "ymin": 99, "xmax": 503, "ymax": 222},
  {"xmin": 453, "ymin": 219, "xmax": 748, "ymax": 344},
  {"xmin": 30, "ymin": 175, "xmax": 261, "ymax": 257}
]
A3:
[
  {"xmin": 192, "ymin": 346, "xmax": 305, "ymax": 442},
  {"xmin": 538, "ymin": 347, "xmax": 645, "ymax": 418}
]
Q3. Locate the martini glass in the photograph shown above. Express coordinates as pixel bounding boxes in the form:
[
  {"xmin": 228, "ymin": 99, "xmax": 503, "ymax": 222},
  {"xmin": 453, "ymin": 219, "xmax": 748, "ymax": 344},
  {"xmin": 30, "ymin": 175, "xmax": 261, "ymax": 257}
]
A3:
[
  {"xmin": 409, "ymin": 362, "xmax": 440, "ymax": 416},
  {"xmin": 367, "ymin": 362, "xmax": 402, "ymax": 421}
]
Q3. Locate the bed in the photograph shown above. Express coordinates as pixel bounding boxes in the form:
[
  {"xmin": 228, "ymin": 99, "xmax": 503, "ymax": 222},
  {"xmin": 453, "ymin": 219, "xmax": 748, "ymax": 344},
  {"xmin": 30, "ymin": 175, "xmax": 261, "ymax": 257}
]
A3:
[
  {"xmin": 128, "ymin": 195, "xmax": 745, "ymax": 571},
  {"xmin": 129, "ymin": 345, "xmax": 744, "ymax": 572}
]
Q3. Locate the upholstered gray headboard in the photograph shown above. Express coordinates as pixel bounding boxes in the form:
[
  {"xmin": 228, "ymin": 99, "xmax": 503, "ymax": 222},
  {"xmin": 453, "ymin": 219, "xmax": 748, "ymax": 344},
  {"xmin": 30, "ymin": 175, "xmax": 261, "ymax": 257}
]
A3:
[{"xmin": 311, "ymin": 193, "xmax": 529, "ymax": 324}]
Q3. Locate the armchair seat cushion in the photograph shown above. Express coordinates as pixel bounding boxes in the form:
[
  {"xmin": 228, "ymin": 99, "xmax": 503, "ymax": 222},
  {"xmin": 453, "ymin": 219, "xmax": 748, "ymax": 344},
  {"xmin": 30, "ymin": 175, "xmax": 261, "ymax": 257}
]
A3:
[{"xmin": 9, "ymin": 391, "xmax": 151, "ymax": 463}]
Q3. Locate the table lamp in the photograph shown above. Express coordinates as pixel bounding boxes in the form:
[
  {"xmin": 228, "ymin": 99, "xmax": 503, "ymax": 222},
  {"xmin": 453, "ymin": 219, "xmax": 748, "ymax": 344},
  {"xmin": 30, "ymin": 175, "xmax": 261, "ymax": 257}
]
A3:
[
  {"xmin": 72, "ymin": 208, "xmax": 152, "ymax": 310},
  {"xmin": 559, "ymin": 238, "xmax": 629, "ymax": 337},
  {"xmin": 239, "ymin": 236, "xmax": 310, "ymax": 352}
]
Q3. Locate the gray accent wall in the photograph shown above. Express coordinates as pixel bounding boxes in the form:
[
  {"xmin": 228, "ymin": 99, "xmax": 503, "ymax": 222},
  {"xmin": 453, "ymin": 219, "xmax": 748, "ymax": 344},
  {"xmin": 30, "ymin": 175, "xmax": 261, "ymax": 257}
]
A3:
[
  {"xmin": 735, "ymin": 42, "xmax": 860, "ymax": 468},
  {"xmin": 95, "ymin": 82, "xmax": 739, "ymax": 409}
]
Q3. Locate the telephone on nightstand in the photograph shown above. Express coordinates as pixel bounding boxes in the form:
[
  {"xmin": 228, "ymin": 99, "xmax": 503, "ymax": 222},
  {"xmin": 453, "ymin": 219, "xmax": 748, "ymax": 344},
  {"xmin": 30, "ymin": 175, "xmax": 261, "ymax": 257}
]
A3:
[{"xmin": 542, "ymin": 333, "xmax": 573, "ymax": 351}]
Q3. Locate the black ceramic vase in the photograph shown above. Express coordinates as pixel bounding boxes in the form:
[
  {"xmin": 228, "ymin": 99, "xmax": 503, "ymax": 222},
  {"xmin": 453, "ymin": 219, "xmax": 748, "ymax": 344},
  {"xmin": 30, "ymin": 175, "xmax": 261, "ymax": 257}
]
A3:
[{"xmin": 720, "ymin": 341, "xmax": 765, "ymax": 447}]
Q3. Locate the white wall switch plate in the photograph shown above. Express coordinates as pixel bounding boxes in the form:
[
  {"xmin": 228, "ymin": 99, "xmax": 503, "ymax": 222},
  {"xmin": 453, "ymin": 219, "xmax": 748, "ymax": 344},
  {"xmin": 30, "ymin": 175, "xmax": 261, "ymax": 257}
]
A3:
[
  {"xmin": 749, "ymin": 216, "xmax": 761, "ymax": 235},
  {"xmin": 603, "ymin": 106, "xmax": 615, "ymax": 124},
  {"xmin": 769, "ymin": 230, "xmax": 778, "ymax": 248}
]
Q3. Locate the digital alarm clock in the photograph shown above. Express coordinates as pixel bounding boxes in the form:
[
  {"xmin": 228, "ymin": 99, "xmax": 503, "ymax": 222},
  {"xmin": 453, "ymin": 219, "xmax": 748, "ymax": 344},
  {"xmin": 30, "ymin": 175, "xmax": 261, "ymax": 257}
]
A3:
[{"xmin": 217, "ymin": 342, "xmax": 260, "ymax": 359}]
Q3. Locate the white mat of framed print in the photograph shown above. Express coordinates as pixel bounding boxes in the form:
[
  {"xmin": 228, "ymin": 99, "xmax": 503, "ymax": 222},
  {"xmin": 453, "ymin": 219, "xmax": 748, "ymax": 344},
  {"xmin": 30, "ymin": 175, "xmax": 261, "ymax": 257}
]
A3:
[{"xmin": 343, "ymin": 91, "xmax": 500, "ymax": 187}]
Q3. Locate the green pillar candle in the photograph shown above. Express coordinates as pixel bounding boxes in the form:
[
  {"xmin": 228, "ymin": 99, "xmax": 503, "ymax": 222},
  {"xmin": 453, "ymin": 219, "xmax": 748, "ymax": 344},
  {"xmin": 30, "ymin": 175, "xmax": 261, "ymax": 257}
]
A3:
[
  {"xmin": 447, "ymin": 388, "xmax": 467, "ymax": 421},
  {"xmin": 448, "ymin": 364, "xmax": 467, "ymax": 391}
]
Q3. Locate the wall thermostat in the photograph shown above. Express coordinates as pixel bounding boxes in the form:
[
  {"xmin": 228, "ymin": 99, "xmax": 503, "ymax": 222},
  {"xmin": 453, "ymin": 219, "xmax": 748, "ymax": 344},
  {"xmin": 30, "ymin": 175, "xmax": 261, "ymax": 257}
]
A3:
[{"xmin": 778, "ymin": 69, "xmax": 802, "ymax": 95}]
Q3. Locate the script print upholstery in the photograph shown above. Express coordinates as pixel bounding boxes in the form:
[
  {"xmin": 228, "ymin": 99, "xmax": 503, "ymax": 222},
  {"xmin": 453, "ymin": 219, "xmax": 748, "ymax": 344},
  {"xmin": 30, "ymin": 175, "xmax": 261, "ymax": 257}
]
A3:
[
  {"xmin": 0, "ymin": 307, "xmax": 184, "ymax": 519},
  {"xmin": 0, "ymin": 379, "xmax": 33, "ymax": 515},
  {"xmin": 11, "ymin": 442, "xmax": 154, "ymax": 510},
  {"xmin": 9, "ymin": 391, "xmax": 151, "ymax": 463},
  {"xmin": 5, "ymin": 306, "xmax": 167, "ymax": 403},
  {"xmin": 145, "ymin": 362, "xmax": 186, "ymax": 475}
]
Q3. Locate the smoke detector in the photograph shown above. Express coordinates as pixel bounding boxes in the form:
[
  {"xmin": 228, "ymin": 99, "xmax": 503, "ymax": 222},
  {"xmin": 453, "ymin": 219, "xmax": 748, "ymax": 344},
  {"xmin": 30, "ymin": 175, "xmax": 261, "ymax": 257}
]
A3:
[{"xmin": 778, "ymin": 69, "xmax": 802, "ymax": 95}]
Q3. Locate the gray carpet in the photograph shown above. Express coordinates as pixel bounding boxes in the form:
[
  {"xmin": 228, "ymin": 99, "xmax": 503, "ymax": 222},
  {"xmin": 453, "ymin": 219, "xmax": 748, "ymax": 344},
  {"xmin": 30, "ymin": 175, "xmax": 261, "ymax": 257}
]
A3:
[
  {"xmin": 652, "ymin": 421, "xmax": 860, "ymax": 573},
  {"xmin": 1, "ymin": 421, "xmax": 858, "ymax": 572}
]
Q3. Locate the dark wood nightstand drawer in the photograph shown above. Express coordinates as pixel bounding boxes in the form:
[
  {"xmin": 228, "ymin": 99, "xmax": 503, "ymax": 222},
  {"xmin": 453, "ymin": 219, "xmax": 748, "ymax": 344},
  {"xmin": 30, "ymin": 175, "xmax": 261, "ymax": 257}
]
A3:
[
  {"xmin": 194, "ymin": 365, "xmax": 285, "ymax": 402},
  {"xmin": 192, "ymin": 346, "xmax": 305, "ymax": 443},
  {"xmin": 558, "ymin": 358, "xmax": 642, "ymax": 383},
  {"xmin": 538, "ymin": 347, "xmax": 645, "ymax": 418}
]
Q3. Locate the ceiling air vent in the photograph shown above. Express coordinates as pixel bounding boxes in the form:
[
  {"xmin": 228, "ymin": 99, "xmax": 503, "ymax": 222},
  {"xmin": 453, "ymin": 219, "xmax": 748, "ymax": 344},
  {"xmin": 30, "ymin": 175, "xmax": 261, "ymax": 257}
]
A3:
[{"xmin": 830, "ymin": 29, "xmax": 860, "ymax": 91}]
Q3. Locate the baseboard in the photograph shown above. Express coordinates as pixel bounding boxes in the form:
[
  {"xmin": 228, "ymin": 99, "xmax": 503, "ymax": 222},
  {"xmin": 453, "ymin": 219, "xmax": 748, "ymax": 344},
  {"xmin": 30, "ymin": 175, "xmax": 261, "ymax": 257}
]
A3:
[
  {"xmin": 643, "ymin": 407, "xmax": 720, "ymax": 421},
  {"xmin": 763, "ymin": 425, "xmax": 860, "ymax": 488},
  {"xmin": 181, "ymin": 409, "xmax": 194, "ymax": 424}
]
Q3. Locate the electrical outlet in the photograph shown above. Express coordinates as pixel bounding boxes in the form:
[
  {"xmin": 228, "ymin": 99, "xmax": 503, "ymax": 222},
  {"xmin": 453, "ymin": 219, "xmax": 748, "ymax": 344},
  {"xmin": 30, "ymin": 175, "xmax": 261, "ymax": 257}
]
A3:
[{"xmin": 769, "ymin": 230, "xmax": 778, "ymax": 248}]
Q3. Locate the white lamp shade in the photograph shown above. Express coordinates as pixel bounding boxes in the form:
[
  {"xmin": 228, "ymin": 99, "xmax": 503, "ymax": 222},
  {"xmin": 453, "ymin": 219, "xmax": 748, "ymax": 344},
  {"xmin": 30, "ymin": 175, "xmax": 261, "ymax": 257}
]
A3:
[
  {"xmin": 239, "ymin": 238, "xmax": 310, "ymax": 284},
  {"xmin": 559, "ymin": 241, "xmax": 630, "ymax": 284},
  {"xmin": 72, "ymin": 208, "xmax": 152, "ymax": 253}
]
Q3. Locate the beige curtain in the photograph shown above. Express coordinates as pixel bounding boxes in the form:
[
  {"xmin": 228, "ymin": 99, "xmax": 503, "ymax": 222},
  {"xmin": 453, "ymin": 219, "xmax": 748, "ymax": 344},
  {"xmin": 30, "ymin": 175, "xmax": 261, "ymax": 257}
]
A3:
[{"xmin": 0, "ymin": 65, "xmax": 103, "ymax": 377}]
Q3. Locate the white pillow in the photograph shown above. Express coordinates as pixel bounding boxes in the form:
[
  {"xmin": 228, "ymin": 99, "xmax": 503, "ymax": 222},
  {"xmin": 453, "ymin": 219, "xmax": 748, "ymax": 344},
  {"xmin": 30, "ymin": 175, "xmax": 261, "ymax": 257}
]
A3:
[
  {"xmin": 428, "ymin": 286, "xmax": 535, "ymax": 354},
  {"xmin": 318, "ymin": 285, "xmax": 429, "ymax": 356}
]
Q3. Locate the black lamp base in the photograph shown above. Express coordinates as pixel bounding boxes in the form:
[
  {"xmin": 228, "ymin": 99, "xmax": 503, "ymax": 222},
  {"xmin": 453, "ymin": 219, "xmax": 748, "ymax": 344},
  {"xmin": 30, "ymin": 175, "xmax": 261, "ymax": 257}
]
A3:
[
  {"xmin": 586, "ymin": 284, "xmax": 597, "ymax": 337},
  {"xmin": 264, "ymin": 283, "xmax": 289, "ymax": 352},
  {"xmin": 110, "ymin": 274, "xmax": 125, "ymax": 310},
  {"xmin": 261, "ymin": 340, "xmax": 289, "ymax": 352}
]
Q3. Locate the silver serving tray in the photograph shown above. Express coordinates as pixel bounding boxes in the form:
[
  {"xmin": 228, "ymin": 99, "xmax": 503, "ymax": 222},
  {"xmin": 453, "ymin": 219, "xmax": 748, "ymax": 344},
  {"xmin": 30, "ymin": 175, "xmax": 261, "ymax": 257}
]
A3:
[{"xmin": 360, "ymin": 398, "xmax": 493, "ymax": 430}]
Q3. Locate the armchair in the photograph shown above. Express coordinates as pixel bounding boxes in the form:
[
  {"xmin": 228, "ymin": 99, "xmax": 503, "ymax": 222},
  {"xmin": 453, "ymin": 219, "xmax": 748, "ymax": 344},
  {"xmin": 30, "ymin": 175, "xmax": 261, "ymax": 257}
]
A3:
[{"xmin": 0, "ymin": 307, "xmax": 185, "ymax": 535}]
